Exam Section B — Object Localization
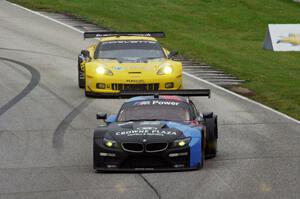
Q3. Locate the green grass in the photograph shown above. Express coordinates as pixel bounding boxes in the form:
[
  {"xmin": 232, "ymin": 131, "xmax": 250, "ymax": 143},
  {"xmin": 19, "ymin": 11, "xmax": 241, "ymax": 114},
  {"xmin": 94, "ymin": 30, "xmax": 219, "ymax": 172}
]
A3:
[{"xmin": 10, "ymin": 0, "xmax": 300, "ymax": 120}]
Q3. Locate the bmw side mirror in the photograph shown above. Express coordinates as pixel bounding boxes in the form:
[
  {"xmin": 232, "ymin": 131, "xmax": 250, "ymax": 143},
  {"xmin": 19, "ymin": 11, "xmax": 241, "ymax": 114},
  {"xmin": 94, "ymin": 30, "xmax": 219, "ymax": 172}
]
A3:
[
  {"xmin": 196, "ymin": 116, "xmax": 204, "ymax": 123},
  {"xmin": 96, "ymin": 112, "xmax": 107, "ymax": 120},
  {"xmin": 106, "ymin": 115, "xmax": 117, "ymax": 124},
  {"xmin": 81, "ymin": 50, "xmax": 91, "ymax": 59},
  {"xmin": 202, "ymin": 112, "xmax": 213, "ymax": 119},
  {"xmin": 167, "ymin": 51, "xmax": 178, "ymax": 59}
]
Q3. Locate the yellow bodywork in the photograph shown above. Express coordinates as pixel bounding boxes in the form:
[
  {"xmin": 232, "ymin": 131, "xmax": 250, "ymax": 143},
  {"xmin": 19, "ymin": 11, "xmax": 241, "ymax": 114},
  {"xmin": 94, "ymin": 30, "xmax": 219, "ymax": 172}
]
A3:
[{"xmin": 82, "ymin": 36, "xmax": 182, "ymax": 94}]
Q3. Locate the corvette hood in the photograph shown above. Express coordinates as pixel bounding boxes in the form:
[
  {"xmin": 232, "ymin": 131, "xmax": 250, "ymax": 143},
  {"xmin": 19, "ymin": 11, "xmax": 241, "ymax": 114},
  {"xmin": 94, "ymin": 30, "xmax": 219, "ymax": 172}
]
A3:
[
  {"xmin": 94, "ymin": 59, "xmax": 166, "ymax": 77},
  {"xmin": 105, "ymin": 121, "xmax": 185, "ymax": 143}
]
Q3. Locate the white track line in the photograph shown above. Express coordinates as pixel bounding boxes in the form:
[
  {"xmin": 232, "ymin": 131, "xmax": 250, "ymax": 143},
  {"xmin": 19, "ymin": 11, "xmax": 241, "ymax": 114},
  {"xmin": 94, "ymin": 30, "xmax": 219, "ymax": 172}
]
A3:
[
  {"xmin": 184, "ymin": 72, "xmax": 300, "ymax": 124},
  {"xmin": 10, "ymin": 1, "xmax": 300, "ymax": 124},
  {"xmin": 11, "ymin": 2, "xmax": 84, "ymax": 34}
]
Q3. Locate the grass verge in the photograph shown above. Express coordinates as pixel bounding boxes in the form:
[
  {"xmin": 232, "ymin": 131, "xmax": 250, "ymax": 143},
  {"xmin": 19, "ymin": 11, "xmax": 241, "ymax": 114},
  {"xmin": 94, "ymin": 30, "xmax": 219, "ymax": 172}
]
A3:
[{"xmin": 9, "ymin": 0, "xmax": 300, "ymax": 120}]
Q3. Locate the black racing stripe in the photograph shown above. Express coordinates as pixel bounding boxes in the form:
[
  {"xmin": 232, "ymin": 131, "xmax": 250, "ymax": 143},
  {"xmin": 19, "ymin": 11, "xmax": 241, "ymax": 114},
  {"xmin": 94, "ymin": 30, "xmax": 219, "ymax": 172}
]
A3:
[
  {"xmin": 53, "ymin": 99, "xmax": 92, "ymax": 148},
  {"xmin": 139, "ymin": 174, "xmax": 161, "ymax": 199},
  {"xmin": 0, "ymin": 57, "xmax": 40, "ymax": 116}
]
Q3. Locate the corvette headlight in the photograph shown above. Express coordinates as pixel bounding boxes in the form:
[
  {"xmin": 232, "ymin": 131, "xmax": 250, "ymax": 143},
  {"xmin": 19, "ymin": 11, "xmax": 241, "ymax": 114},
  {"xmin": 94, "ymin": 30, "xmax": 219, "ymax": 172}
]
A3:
[
  {"xmin": 157, "ymin": 64, "xmax": 173, "ymax": 75},
  {"xmin": 103, "ymin": 138, "xmax": 119, "ymax": 148},
  {"xmin": 172, "ymin": 137, "xmax": 191, "ymax": 148},
  {"xmin": 96, "ymin": 65, "xmax": 113, "ymax": 76}
]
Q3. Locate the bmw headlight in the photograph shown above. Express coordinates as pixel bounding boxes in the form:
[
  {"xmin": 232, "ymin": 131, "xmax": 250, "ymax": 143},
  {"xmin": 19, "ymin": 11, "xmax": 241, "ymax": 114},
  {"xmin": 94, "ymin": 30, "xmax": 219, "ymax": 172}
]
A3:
[
  {"xmin": 157, "ymin": 63, "xmax": 173, "ymax": 75},
  {"xmin": 172, "ymin": 137, "xmax": 191, "ymax": 148},
  {"xmin": 96, "ymin": 64, "xmax": 113, "ymax": 76},
  {"xmin": 103, "ymin": 138, "xmax": 119, "ymax": 148}
]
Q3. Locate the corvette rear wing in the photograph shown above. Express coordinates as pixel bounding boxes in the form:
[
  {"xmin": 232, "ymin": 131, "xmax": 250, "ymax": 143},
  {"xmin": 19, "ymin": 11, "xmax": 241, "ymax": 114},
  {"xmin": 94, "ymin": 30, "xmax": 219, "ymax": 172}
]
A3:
[
  {"xmin": 83, "ymin": 31, "xmax": 166, "ymax": 39},
  {"xmin": 86, "ymin": 89, "xmax": 211, "ymax": 98}
]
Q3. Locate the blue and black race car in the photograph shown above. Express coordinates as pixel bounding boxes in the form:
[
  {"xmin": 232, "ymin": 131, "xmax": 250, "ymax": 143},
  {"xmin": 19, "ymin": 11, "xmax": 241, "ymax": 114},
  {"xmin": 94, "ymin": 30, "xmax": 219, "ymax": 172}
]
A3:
[{"xmin": 93, "ymin": 89, "xmax": 218, "ymax": 171}]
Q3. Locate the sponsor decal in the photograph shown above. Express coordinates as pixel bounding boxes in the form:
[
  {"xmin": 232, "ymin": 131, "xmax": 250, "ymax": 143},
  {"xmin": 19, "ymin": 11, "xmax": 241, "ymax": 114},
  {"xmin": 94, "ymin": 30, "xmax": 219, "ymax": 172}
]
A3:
[
  {"xmin": 129, "ymin": 66, "xmax": 143, "ymax": 69},
  {"xmin": 152, "ymin": 100, "xmax": 179, "ymax": 106},
  {"xmin": 104, "ymin": 40, "xmax": 156, "ymax": 44},
  {"xmin": 135, "ymin": 168, "xmax": 154, "ymax": 171},
  {"xmin": 134, "ymin": 100, "xmax": 180, "ymax": 106},
  {"xmin": 134, "ymin": 101, "xmax": 151, "ymax": 106},
  {"xmin": 115, "ymin": 129, "xmax": 177, "ymax": 136},
  {"xmin": 126, "ymin": 80, "xmax": 144, "ymax": 83},
  {"xmin": 136, "ymin": 127, "xmax": 158, "ymax": 131},
  {"xmin": 140, "ymin": 121, "xmax": 161, "ymax": 125},
  {"xmin": 113, "ymin": 66, "xmax": 123, "ymax": 70}
]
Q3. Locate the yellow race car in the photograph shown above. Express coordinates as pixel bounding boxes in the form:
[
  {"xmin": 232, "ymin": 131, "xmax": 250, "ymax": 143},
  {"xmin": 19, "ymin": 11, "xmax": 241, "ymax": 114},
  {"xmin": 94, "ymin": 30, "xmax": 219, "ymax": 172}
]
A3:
[{"xmin": 78, "ymin": 32, "xmax": 182, "ymax": 97}]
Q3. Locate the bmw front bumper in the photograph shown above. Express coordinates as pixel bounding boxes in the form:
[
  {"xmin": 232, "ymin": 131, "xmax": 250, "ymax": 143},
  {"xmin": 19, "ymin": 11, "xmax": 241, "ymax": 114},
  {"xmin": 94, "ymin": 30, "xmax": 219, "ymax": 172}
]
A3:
[{"xmin": 93, "ymin": 139, "xmax": 202, "ymax": 172}]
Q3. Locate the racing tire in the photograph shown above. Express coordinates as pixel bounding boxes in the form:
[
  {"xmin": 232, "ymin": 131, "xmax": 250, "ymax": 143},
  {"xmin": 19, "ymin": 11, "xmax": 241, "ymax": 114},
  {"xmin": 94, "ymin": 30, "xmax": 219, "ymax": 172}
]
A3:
[
  {"xmin": 204, "ymin": 115, "xmax": 218, "ymax": 159},
  {"xmin": 78, "ymin": 58, "xmax": 85, "ymax": 88},
  {"xmin": 199, "ymin": 141, "xmax": 205, "ymax": 169},
  {"xmin": 95, "ymin": 169, "xmax": 104, "ymax": 173}
]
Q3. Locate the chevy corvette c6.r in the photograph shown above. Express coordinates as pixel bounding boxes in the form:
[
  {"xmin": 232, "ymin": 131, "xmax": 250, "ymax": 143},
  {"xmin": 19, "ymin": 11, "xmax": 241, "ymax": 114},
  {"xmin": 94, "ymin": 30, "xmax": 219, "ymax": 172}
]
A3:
[
  {"xmin": 93, "ymin": 89, "xmax": 218, "ymax": 172},
  {"xmin": 78, "ymin": 32, "xmax": 182, "ymax": 97}
]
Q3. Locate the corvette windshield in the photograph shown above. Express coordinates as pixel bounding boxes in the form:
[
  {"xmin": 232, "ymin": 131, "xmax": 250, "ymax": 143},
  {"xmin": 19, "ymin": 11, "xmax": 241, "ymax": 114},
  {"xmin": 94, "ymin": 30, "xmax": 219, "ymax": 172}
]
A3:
[
  {"xmin": 117, "ymin": 103, "xmax": 191, "ymax": 122},
  {"xmin": 95, "ymin": 40, "xmax": 165, "ymax": 61}
]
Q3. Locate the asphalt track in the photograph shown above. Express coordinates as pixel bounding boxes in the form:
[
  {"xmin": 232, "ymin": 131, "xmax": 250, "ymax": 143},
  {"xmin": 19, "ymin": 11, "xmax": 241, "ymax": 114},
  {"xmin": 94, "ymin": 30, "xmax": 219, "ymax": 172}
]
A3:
[{"xmin": 0, "ymin": 1, "xmax": 299, "ymax": 198}]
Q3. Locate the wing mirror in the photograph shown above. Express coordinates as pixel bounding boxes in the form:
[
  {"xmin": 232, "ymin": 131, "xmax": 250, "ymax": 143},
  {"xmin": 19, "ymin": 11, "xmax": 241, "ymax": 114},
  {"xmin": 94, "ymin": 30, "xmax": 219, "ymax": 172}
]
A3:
[
  {"xmin": 196, "ymin": 116, "xmax": 204, "ymax": 122},
  {"xmin": 106, "ymin": 115, "xmax": 117, "ymax": 124},
  {"xmin": 167, "ymin": 51, "xmax": 178, "ymax": 59},
  {"xmin": 202, "ymin": 112, "xmax": 213, "ymax": 119},
  {"xmin": 96, "ymin": 112, "xmax": 107, "ymax": 120},
  {"xmin": 81, "ymin": 50, "xmax": 91, "ymax": 59}
]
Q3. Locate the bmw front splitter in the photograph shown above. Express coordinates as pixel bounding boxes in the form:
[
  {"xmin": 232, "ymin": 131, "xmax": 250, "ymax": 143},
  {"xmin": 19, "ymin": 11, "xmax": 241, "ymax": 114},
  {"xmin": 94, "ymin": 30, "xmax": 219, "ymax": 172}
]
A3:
[{"xmin": 94, "ymin": 165, "xmax": 201, "ymax": 173}]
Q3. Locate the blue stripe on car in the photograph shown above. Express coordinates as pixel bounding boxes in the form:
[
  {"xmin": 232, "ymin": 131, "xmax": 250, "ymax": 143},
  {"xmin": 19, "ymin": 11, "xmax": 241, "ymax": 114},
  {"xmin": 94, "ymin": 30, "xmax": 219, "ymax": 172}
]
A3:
[
  {"xmin": 189, "ymin": 137, "xmax": 202, "ymax": 167},
  {"xmin": 166, "ymin": 121, "xmax": 203, "ymax": 167}
]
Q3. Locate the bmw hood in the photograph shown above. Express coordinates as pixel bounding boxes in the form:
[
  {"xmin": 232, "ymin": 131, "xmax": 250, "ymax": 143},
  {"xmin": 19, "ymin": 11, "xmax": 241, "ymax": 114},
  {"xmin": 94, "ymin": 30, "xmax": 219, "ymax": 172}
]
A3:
[{"xmin": 106, "ymin": 121, "xmax": 185, "ymax": 142}]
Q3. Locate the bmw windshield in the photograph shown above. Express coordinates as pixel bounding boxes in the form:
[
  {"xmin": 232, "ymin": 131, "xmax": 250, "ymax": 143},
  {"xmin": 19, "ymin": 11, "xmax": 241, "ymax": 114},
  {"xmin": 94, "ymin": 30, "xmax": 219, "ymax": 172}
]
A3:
[
  {"xmin": 95, "ymin": 40, "xmax": 166, "ymax": 62},
  {"xmin": 117, "ymin": 100, "xmax": 191, "ymax": 122}
]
